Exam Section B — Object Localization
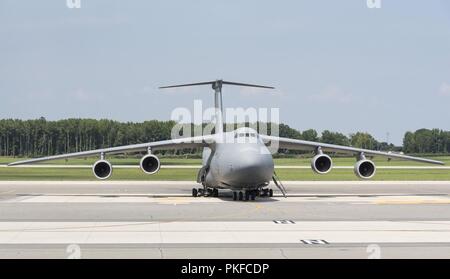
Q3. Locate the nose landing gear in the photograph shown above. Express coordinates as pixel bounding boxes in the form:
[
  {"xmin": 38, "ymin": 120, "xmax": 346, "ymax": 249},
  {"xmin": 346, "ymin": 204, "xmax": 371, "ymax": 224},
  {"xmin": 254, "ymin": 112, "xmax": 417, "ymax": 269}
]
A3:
[{"xmin": 192, "ymin": 187, "xmax": 219, "ymax": 197}]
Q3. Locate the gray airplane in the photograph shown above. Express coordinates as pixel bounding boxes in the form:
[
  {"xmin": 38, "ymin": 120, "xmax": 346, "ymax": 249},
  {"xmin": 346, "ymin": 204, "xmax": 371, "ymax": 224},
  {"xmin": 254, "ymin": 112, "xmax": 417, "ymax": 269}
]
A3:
[{"xmin": 8, "ymin": 80, "xmax": 444, "ymax": 201}]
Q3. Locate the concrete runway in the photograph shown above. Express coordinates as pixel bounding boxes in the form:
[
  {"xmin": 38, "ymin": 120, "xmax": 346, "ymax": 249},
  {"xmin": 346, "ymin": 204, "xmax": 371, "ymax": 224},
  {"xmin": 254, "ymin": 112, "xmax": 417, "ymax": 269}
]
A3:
[{"xmin": 0, "ymin": 181, "xmax": 450, "ymax": 258}]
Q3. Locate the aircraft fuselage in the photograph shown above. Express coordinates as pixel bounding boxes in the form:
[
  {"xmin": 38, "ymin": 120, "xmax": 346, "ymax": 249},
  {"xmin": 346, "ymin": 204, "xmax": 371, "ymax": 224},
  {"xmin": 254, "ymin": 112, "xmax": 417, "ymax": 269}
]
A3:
[{"xmin": 201, "ymin": 128, "xmax": 274, "ymax": 190}]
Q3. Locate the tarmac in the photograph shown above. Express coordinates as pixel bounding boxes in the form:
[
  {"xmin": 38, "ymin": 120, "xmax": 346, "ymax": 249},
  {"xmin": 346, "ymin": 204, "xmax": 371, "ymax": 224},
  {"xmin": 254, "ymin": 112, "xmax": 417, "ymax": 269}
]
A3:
[{"xmin": 0, "ymin": 180, "xmax": 449, "ymax": 258}]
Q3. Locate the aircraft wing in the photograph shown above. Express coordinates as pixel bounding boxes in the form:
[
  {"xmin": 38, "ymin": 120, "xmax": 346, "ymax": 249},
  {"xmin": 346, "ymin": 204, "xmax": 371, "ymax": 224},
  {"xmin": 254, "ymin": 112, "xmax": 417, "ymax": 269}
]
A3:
[
  {"xmin": 260, "ymin": 135, "xmax": 444, "ymax": 165},
  {"xmin": 8, "ymin": 135, "xmax": 214, "ymax": 166}
]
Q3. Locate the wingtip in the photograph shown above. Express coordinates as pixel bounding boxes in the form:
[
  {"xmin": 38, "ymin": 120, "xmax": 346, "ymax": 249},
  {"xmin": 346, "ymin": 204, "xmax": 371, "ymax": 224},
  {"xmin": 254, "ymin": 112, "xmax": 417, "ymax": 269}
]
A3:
[{"xmin": 7, "ymin": 161, "xmax": 22, "ymax": 167}]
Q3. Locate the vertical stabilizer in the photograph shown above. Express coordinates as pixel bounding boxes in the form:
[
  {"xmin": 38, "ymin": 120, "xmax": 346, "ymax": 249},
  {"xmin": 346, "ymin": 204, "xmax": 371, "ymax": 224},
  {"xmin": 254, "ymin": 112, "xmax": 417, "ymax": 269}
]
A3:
[{"xmin": 159, "ymin": 80, "xmax": 274, "ymax": 135}]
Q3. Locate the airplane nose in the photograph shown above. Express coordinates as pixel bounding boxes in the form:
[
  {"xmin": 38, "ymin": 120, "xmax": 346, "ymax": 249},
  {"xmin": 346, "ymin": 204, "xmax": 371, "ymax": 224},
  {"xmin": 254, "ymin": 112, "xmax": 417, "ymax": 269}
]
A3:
[{"xmin": 225, "ymin": 150, "xmax": 274, "ymax": 186}]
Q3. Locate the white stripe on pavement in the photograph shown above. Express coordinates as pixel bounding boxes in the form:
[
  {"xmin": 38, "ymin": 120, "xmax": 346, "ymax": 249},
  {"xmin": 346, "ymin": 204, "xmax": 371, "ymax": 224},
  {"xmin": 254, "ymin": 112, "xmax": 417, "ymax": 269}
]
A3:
[
  {"xmin": 0, "ymin": 221, "xmax": 449, "ymax": 244},
  {"xmin": 3, "ymin": 194, "xmax": 450, "ymax": 205}
]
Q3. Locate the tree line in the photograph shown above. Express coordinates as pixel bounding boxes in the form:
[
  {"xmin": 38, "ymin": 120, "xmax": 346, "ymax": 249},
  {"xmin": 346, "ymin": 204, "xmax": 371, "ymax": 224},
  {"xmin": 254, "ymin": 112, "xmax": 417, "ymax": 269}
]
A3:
[
  {"xmin": 403, "ymin": 129, "xmax": 450, "ymax": 154},
  {"xmin": 0, "ymin": 118, "xmax": 448, "ymax": 157}
]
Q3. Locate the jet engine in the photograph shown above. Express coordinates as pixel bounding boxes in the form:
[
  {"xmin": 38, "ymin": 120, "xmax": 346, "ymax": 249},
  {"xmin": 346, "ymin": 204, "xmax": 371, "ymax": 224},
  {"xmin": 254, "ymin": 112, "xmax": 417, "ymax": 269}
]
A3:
[
  {"xmin": 311, "ymin": 154, "xmax": 333, "ymax": 174},
  {"xmin": 93, "ymin": 160, "xmax": 113, "ymax": 180},
  {"xmin": 354, "ymin": 159, "xmax": 376, "ymax": 179},
  {"xmin": 140, "ymin": 154, "xmax": 161, "ymax": 174}
]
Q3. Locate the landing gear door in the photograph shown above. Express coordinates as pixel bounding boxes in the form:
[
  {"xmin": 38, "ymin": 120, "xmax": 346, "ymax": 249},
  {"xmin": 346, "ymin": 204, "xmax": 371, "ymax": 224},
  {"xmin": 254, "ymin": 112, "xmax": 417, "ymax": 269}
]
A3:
[{"xmin": 196, "ymin": 166, "xmax": 208, "ymax": 184}]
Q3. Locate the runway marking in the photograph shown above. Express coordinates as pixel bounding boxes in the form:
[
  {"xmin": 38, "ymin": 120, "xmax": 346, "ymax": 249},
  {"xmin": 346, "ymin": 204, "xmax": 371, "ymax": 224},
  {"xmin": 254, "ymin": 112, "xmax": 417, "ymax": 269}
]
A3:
[
  {"xmin": 3, "ymin": 194, "xmax": 450, "ymax": 205},
  {"xmin": 153, "ymin": 197, "xmax": 197, "ymax": 205},
  {"xmin": 375, "ymin": 196, "xmax": 450, "ymax": 205},
  {"xmin": 273, "ymin": 220, "xmax": 296, "ymax": 224},
  {"xmin": 0, "ymin": 190, "xmax": 15, "ymax": 195},
  {"xmin": 7, "ymin": 195, "xmax": 230, "ymax": 204},
  {"xmin": 1, "ymin": 221, "xmax": 450, "ymax": 244},
  {"xmin": 300, "ymin": 239, "xmax": 329, "ymax": 245}
]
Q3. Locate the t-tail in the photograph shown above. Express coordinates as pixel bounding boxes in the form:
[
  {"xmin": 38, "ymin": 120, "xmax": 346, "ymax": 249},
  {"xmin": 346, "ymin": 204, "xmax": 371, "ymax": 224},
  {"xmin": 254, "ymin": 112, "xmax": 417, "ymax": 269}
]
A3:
[{"xmin": 159, "ymin": 80, "xmax": 274, "ymax": 134}]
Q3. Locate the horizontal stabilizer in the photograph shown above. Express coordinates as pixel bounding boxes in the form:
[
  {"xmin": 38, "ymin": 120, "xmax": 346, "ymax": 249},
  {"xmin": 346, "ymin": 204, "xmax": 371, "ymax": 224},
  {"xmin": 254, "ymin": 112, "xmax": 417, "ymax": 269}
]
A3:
[
  {"xmin": 159, "ymin": 81, "xmax": 215, "ymax": 89},
  {"xmin": 221, "ymin": 81, "xmax": 274, "ymax": 89},
  {"xmin": 159, "ymin": 80, "xmax": 274, "ymax": 90}
]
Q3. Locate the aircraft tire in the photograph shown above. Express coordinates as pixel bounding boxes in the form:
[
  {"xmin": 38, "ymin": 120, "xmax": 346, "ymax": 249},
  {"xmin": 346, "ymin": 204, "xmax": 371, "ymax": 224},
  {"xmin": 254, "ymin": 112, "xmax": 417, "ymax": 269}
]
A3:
[{"xmin": 192, "ymin": 188, "xmax": 198, "ymax": 197}]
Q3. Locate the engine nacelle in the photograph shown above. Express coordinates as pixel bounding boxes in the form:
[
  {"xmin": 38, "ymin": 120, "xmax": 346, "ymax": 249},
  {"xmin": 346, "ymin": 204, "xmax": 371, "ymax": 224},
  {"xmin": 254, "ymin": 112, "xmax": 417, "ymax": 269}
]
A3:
[
  {"xmin": 92, "ymin": 160, "xmax": 113, "ymax": 180},
  {"xmin": 311, "ymin": 154, "xmax": 333, "ymax": 174},
  {"xmin": 140, "ymin": 154, "xmax": 161, "ymax": 174},
  {"xmin": 354, "ymin": 159, "xmax": 376, "ymax": 179}
]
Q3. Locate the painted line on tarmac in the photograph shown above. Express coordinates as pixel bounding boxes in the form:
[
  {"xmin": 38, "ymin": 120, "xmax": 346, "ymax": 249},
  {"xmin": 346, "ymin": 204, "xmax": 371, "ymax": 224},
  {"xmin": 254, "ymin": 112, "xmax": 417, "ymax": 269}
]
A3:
[
  {"xmin": 4, "ymin": 194, "xmax": 450, "ymax": 205},
  {"xmin": 0, "ymin": 221, "xmax": 450, "ymax": 244},
  {"xmin": 0, "ymin": 190, "xmax": 15, "ymax": 195},
  {"xmin": 375, "ymin": 197, "xmax": 450, "ymax": 205}
]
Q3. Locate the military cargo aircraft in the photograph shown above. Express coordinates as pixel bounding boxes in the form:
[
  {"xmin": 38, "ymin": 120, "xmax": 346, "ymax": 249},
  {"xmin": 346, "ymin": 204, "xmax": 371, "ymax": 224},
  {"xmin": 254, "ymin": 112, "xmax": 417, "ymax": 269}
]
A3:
[{"xmin": 8, "ymin": 80, "xmax": 444, "ymax": 201}]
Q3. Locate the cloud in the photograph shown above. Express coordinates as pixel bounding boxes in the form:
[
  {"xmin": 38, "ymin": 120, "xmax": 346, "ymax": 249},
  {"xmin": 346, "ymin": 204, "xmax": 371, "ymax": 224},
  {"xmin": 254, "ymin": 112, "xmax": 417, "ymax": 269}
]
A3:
[
  {"xmin": 308, "ymin": 85, "xmax": 354, "ymax": 104},
  {"xmin": 438, "ymin": 82, "xmax": 450, "ymax": 97}
]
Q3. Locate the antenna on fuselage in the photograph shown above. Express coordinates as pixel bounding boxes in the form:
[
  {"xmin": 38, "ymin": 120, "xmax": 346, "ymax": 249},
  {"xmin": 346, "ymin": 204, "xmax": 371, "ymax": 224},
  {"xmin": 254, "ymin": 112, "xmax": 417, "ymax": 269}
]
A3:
[{"xmin": 159, "ymin": 80, "xmax": 274, "ymax": 134}]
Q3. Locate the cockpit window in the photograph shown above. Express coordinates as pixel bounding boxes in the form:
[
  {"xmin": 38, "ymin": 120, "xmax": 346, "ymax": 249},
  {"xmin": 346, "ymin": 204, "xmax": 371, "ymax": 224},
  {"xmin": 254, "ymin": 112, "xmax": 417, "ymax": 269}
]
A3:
[{"xmin": 235, "ymin": 133, "xmax": 257, "ymax": 138}]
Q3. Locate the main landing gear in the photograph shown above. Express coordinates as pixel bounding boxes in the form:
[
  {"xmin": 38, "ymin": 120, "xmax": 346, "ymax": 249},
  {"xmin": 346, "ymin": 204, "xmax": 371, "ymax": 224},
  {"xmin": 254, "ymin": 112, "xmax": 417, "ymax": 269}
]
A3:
[
  {"xmin": 192, "ymin": 186, "xmax": 274, "ymax": 201},
  {"xmin": 260, "ymin": 188, "xmax": 273, "ymax": 198},
  {"xmin": 232, "ymin": 188, "xmax": 273, "ymax": 201},
  {"xmin": 233, "ymin": 191, "xmax": 249, "ymax": 201}
]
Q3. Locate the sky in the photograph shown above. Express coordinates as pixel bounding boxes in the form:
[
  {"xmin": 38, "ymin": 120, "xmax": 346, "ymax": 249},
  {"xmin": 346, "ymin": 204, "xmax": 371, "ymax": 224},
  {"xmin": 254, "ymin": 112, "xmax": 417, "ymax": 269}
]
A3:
[{"xmin": 1, "ymin": 0, "xmax": 450, "ymax": 145}]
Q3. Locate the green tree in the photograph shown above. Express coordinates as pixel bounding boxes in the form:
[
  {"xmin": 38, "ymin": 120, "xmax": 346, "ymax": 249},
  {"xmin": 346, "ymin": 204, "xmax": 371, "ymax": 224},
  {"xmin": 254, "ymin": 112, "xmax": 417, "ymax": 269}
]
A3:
[
  {"xmin": 301, "ymin": 129, "xmax": 318, "ymax": 141},
  {"xmin": 350, "ymin": 132, "xmax": 378, "ymax": 150},
  {"xmin": 320, "ymin": 130, "xmax": 350, "ymax": 146}
]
